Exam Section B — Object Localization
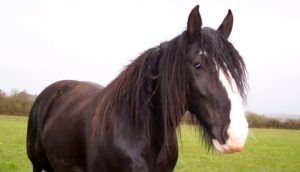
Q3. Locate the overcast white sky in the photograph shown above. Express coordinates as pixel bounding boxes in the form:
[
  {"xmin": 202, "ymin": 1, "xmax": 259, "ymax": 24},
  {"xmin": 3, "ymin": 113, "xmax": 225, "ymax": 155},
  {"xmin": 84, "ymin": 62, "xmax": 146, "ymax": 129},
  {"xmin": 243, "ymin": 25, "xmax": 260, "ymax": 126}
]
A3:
[{"xmin": 1, "ymin": 0, "xmax": 300, "ymax": 115}]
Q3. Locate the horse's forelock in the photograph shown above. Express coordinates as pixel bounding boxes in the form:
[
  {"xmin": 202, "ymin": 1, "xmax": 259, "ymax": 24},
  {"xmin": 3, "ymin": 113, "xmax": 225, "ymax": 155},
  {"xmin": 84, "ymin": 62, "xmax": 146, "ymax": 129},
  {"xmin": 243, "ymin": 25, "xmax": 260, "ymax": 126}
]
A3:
[{"xmin": 201, "ymin": 28, "xmax": 248, "ymax": 100}]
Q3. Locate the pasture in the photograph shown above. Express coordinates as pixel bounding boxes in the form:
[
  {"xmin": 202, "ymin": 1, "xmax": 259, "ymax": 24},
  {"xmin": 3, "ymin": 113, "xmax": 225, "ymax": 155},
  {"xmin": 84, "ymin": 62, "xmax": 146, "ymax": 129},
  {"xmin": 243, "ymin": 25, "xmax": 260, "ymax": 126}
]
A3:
[{"xmin": 0, "ymin": 115, "xmax": 300, "ymax": 172}]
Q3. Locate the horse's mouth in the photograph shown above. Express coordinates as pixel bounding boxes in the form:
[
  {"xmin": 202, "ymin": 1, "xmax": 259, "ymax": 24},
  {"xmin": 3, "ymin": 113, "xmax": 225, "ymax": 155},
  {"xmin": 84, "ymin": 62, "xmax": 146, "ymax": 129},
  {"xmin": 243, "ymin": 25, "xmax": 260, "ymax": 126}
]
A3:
[{"xmin": 212, "ymin": 138, "xmax": 244, "ymax": 154}]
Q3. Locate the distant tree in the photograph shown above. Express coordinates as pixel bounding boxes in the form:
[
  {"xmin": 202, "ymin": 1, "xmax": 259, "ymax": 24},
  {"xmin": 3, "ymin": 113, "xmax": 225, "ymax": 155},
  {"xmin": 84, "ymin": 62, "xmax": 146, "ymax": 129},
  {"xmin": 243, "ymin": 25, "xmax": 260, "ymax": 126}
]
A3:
[
  {"xmin": 0, "ymin": 90, "xmax": 7, "ymax": 114},
  {"xmin": 0, "ymin": 90, "xmax": 6, "ymax": 97},
  {"xmin": 0, "ymin": 89, "xmax": 35, "ymax": 115}
]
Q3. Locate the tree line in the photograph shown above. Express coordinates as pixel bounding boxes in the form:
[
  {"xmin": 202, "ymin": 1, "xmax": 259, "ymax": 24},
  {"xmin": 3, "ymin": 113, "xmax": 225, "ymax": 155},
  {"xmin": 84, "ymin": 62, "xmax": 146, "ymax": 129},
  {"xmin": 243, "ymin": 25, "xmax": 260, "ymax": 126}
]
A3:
[
  {"xmin": 182, "ymin": 111, "xmax": 300, "ymax": 130},
  {"xmin": 0, "ymin": 89, "xmax": 36, "ymax": 115},
  {"xmin": 246, "ymin": 112, "xmax": 300, "ymax": 130}
]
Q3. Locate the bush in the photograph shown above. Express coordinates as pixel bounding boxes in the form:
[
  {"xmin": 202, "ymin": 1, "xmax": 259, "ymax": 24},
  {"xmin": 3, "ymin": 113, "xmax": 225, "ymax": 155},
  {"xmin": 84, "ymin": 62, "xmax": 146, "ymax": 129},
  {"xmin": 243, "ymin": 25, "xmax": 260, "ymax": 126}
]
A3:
[
  {"xmin": 0, "ymin": 89, "xmax": 35, "ymax": 116},
  {"xmin": 246, "ymin": 112, "xmax": 300, "ymax": 130}
]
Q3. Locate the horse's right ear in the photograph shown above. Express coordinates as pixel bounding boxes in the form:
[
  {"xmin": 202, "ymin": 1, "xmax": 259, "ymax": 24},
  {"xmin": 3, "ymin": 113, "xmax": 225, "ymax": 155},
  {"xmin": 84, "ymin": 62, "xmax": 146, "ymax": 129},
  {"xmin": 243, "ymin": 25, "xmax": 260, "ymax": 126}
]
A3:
[{"xmin": 187, "ymin": 5, "xmax": 202, "ymax": 42}]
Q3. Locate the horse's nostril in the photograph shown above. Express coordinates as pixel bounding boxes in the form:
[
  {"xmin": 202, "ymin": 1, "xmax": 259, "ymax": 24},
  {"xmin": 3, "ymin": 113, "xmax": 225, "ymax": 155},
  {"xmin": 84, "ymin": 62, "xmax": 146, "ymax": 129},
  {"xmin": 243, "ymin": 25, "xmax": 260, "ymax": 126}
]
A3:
[
  {"xmin": 211, "ymin": 127, "xmax": 225, "ymax": 145},
  {"xmin": 221, "ymin": 123, "xmax": 230, "ymax": 143},
  {"xmin": 221, "ymin": 131, "xmax": 227, "ymax": 144}
]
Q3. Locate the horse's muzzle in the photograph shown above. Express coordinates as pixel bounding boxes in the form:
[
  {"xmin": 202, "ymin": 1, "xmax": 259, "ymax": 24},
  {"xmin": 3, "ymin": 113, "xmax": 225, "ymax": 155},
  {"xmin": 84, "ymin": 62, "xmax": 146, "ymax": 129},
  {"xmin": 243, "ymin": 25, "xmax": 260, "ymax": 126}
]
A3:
[{"xmin": 212, "ymin": 126, "xmax": 248, "ymax": 154}]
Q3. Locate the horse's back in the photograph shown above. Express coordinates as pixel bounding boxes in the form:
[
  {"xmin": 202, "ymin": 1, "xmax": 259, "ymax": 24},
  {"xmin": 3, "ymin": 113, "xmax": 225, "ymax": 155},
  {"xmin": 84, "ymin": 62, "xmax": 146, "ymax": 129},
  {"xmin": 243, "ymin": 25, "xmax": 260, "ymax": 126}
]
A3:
[{"xmin": 27, "ymin": 80, "xmax": 104, "ymax": 171}]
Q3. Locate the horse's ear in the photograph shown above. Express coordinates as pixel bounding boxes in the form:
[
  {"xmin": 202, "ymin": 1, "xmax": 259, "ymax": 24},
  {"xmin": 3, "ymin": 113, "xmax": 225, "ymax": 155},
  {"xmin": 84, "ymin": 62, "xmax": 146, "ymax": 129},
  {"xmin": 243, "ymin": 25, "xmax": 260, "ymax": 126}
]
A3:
[
  {"xmin": 187, "ymin": 5, "xmax": 202, "ymax": 42},
  {"xmin": 218, "ymin": 10, "xmax": 234, "ymax": 39}
]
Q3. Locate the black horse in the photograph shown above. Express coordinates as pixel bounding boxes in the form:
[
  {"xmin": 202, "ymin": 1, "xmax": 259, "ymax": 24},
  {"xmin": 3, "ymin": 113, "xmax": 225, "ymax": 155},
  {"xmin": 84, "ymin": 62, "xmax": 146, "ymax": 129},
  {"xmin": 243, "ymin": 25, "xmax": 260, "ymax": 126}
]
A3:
[{"xmin": 27, "ymin": 5, "xmax": 248, "ymax": 172}]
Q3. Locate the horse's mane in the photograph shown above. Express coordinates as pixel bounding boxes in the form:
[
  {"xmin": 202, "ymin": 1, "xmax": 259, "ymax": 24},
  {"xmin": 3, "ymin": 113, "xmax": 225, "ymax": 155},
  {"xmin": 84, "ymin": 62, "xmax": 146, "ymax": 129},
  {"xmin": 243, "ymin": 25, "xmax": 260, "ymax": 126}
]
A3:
[
  {"xmin": 93, "ymin": 33, "xmax": 190, "ymax": 150},
  {"xmin": 93, "ymin": 28, "xmax": 247, "ymax": 151}
]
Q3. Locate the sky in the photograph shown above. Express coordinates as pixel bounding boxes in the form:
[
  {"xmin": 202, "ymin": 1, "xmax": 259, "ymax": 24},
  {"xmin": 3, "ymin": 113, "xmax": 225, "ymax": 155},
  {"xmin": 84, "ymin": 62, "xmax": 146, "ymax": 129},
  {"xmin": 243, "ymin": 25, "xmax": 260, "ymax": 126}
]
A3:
[{"xmin": 1, "ymin": 0, "xmax": 300, "ymax": 115}]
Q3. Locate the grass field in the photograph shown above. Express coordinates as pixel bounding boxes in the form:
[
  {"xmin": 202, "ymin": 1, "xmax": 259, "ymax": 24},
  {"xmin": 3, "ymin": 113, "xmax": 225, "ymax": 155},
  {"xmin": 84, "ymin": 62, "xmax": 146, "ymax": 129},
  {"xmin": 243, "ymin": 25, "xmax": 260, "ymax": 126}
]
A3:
[{"xmin": 0, "ymin": 115, "xmax": 300, "ymax": 172}]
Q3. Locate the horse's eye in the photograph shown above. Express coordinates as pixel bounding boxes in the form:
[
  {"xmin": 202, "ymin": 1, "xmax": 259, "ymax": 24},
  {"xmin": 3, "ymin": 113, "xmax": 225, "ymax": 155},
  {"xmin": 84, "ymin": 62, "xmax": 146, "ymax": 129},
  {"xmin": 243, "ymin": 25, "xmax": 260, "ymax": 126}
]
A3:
[{"xmin": 194, "ymin": 63, "xmax": 202, "ymax": 70}]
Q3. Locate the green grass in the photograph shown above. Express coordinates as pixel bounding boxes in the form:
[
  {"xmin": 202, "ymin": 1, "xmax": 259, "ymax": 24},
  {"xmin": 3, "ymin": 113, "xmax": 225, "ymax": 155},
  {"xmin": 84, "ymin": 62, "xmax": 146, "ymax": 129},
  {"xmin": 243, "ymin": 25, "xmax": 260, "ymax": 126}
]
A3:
[
  {"xmin": 1, "ymin": 115, "xmax": 300, "ymax": 172},
  {"xmin": 175, "ymin": 125, "xmax": 300, "ymax": 172},
  {"xmin": 0, "ymin": 115, "xmax": 31, "ymax": 172}
]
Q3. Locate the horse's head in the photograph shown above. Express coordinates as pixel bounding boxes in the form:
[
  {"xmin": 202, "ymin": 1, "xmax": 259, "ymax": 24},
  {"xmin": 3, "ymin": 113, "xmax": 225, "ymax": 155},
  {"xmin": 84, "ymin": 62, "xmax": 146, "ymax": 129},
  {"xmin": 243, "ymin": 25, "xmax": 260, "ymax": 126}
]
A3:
[{"xmin": 185, "ymin": 5, "xmax": 248, "ymax": 153}]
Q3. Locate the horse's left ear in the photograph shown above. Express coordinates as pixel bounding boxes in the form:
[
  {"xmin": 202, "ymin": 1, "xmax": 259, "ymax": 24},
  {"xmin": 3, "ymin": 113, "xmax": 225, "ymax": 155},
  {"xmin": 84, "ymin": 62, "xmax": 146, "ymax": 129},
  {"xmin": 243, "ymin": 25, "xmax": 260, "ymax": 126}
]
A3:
[
  {"xmin": 187, "ymin": 5, "xmax": 202, "ymax": 42},
  {"xmin": 218, "ymin": 10, "xmax": 234, "ymax": 39}
]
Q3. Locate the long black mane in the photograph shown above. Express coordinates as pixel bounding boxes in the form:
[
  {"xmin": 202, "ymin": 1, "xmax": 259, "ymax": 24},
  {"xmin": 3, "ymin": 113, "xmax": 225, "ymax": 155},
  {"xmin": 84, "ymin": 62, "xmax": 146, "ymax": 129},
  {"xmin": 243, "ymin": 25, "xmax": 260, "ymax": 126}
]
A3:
[{"xmin": 93, "ymin": 28, "xmax": 247, "ymax": 150}]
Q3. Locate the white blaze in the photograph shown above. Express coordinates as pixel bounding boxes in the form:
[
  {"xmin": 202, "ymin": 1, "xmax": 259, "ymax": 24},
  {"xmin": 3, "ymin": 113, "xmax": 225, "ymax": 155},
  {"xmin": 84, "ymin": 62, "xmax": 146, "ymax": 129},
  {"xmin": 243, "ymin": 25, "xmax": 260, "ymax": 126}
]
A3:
[{"xmin": 212, "ymin": 69, "xmax": 248, "ymax": 153}]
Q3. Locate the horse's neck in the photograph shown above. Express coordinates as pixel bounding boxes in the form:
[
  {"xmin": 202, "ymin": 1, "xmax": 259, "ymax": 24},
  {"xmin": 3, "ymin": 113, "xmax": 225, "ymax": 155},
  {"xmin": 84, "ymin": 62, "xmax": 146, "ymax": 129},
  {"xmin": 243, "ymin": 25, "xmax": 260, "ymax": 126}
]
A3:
[
  {"xmin": 148, "ymin": 90, "xmax": 180, "ymax": 152},
  {"xmin": 148, "ymin": 99, "xmax": 179, "ymax": 169}
]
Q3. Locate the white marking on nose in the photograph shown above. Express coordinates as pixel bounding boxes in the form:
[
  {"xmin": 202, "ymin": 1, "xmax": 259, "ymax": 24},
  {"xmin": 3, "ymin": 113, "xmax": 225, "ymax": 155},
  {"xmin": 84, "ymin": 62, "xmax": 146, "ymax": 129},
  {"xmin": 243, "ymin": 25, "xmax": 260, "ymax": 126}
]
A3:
[{"xmin": 213, "ymin": 69, "xmax": 248, "ymax": 153}]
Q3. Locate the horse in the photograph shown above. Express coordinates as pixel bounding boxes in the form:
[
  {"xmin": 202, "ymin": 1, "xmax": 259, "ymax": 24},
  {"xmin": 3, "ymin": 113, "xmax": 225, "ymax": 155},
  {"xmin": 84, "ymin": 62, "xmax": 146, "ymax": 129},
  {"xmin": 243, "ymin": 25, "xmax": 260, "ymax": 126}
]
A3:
[{"xmin": 27, "ymin": 5, "xmax": 248, "ymax": 172}]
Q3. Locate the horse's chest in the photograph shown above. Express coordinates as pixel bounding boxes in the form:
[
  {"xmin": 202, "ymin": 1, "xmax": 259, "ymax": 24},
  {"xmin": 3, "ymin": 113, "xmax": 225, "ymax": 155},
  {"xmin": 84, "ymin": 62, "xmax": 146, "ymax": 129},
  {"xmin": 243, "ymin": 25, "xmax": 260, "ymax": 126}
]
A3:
[
  {"xmin": 112, "ymin": 134, "xmax": 177, "ymax": 172},
  {"xmin": 112, "ymin": 127, "xmax": 149, "ymax": 172}
]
